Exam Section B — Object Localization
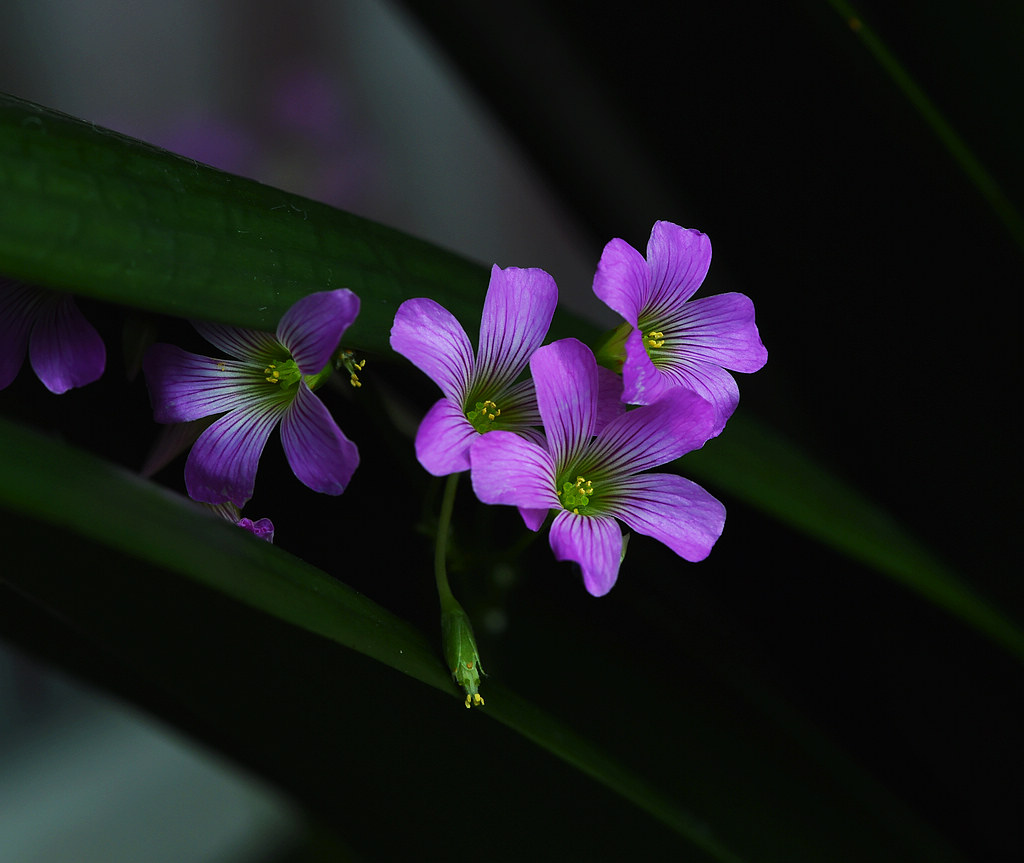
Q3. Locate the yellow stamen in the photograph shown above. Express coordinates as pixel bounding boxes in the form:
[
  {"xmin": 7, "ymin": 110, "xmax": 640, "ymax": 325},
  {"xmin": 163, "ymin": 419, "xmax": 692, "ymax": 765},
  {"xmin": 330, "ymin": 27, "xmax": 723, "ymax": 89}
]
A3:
[{"xmin": 646, "ymin": 331, "xmax": 666, "ymax": 349}]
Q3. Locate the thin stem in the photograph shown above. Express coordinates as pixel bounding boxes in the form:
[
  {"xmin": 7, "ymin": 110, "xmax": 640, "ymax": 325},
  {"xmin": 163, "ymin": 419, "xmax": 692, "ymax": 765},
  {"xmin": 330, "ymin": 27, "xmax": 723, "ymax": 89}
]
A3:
[{"xmin": 434, "ymin": 472, "xmax": 459, "ymax": 607}]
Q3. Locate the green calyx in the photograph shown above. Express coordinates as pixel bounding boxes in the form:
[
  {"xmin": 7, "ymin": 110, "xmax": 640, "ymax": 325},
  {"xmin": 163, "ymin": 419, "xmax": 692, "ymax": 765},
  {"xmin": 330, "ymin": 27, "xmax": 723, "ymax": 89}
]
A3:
[{"xmin": 593, "ymin": 321, "xmax": 632, "ymax": 373}]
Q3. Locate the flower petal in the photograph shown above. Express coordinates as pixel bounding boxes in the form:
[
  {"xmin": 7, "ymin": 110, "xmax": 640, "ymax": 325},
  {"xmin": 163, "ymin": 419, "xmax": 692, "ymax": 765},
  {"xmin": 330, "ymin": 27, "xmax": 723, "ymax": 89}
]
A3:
[
  {"xmin": 469, "ymin": 430, "xmax": 559, "ymax": 511},
  {"xmin": 0, "ymin": 280, "xmax": 40, "ymax": 389},
  {"xmin": 390, "ymin": 297, "xmax": 474, "ymax": 403},
  {"xmin": 665, "ymin": 292, "xmax": 767, "ymax": 373},
  {"xmin": 28, "ymin": 294, "xmax": 105, "ymax": 394},
  {"xmin": 603, "ymin": 473, "xmax": 725, "ymax": 562},
  {"xmin": 591, "ymin": 237, "xmax": 649, "ymax": 325},
  {"xmin": 143, "ymin": 344, "xmax": 272, "ymax": 422},
  {"xmin": 414, "ymin": 397, "xmax": 478, "ymax": 476},
  {"xmin": 185, "ymin": 400, "xmax": 288, "ymax": 506},
  {"xmin": 192, "ymin": 322, "xmax": 283, "ymax": 362},
  {"xmin": 645, "ymin": 222, "xmax": 712, "ymax": 317},
  {"xmin": 586, "ymin": 387, "xmax": 716, "ymax": 476},
  {"xmin": 640, "ymin": 356, "xmax": 740, "ymax": 438},
  {"xmin": 277, "ymin": 289, "xmax": 360, "ymax": 373},
  {"xmin": 280, "ymin": 382, "xmax": 359, "ymax": 495},
  {"xmin": 595, "ymin": 364, "xmax": 627, "ymax": 432},
  {"xmin": 548, "ymin": 511, "xmax": 623, "ymax": 596},
  {"xmin": 620, "ymin": 327, "xmax": 672, "ymax": 406},
  {"xmin": 530, "ymin": 338, "xmax": 598, "ymax": 468},
  {"xmin": 475, "ymin": 265, "xmax": 557, "ymax": 391}
]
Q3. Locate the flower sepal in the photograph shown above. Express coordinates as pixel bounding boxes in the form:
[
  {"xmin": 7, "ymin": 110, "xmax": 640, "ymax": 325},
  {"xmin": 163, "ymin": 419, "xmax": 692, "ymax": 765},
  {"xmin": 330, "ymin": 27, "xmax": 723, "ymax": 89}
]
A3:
[
  {"xmin": 441, "ymin": 599, "xmax": 485, "ymax": 708},
  {"xmin": 592, "ymin": 321, "xmax": 632, "ymax": 374}
]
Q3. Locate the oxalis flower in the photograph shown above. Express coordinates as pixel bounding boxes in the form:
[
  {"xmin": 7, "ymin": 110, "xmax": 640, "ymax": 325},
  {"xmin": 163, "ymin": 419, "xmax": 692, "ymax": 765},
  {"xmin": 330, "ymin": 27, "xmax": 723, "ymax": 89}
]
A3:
[
  {"xmin": 470, "ymin": 338, "xmax": 725, "ymax": 597},
  {"xmin": 143, "ymin": 289, "xmax": 360, "ymax": 506},
  {"xmin": 0, "ymin": 279, "xmax": 105, "ymax": 394},
  {"xmin": 390, "ymin": 265, "xmax": 558, "ymax": 476},
  {"xmin": 593, "ymin": 221, "xmax": 767, "ymax": 436}
]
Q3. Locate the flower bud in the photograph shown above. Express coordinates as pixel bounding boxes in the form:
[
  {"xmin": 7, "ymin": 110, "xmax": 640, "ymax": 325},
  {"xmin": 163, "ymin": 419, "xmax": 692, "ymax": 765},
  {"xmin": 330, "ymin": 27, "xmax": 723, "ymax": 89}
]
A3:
[{"xmin": 441, "ymin": 601, "xmax": 485, "ymax": 708}]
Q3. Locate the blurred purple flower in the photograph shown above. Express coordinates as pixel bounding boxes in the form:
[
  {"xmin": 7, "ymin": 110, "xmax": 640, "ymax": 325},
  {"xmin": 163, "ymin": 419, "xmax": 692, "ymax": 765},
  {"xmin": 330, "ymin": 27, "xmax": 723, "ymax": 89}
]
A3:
[
  {"xmin": 593, "ymin": 221, "xmax": 767, "ymax": 436},
  {"xmin": 390, "ymin": 265, "xmax": 559, "ymax": 476},
  {"xmin": 143, "ymin": 290, "xmax": 360, "ymax": 507},
  {"xmin": 470, "ymin": 338, "xmax": 725, "ymax": 597},
  {"xmin": 207, "ymin": 502, "xmax": 275, "ymax": 543},
  {"xmin": 0, "ymin": 279, "xmax": 105, "ymax": 394}
]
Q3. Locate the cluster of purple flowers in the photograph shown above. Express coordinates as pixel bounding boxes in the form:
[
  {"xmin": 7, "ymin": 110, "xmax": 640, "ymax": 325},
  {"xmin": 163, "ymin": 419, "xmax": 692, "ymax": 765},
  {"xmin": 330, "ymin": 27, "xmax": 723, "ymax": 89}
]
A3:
[
  {"xmin": 392, "ymin": 221, "xmax": 766, "ymax": 596},
  {"xmin": 5, "ymin": 220, "xmax": 763, "ymax": 584}
]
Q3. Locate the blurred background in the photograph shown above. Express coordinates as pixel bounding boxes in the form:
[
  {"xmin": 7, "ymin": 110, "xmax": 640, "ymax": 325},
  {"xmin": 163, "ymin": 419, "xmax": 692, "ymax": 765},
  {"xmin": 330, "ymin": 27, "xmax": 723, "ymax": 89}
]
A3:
[{"xmin": 0, "ymin": 1, "xmax": 1020, "ymax": 861}]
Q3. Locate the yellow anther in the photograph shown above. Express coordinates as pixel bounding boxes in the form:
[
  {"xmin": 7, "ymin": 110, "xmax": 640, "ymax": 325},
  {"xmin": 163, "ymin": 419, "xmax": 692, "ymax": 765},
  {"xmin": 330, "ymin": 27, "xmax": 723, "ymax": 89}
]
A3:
[
  {"xmin": 217, "ymin": 361, "xmax": 226, "ymax": 372},
  {"xmin": 349, "ymin": 373, "xmax": 362, "ymax": 388},
  {"xmin": 646, "ymin": 331, "xmax": 666, "ymax": 349},
  {"xmin": 264, "ymin": 363, "xmax": 281, "ymax": 384},
  {"xmin": 463, "ymin": 693, "xmax": 485, "ymax": 708}
]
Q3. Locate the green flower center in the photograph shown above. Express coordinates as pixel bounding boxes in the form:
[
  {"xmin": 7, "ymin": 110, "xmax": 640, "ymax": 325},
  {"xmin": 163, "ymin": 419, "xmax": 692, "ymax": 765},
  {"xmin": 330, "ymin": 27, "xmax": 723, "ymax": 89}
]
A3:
[
  {"xmin": 264, "ymin": 359, "xmax": 302, "ymax": 389},
  {"xmin": 558, "ymin": 476, "xmax": 595, "ymax": 515},
  {"xmin": 467, "ymin": 399, "xmax": 501, "ymax": 433}
]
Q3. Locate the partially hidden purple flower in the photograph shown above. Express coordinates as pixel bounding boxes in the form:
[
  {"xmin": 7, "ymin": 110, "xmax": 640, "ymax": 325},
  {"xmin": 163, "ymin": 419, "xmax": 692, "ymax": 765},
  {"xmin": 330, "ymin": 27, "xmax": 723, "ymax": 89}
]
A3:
[
  {"xmin": 389, "ymin": 265, "xmax": 558, "ymax": 476},
  {"xmin": 593, "ymin": 221, "xmax": 767, "ymax": 436},
  {"xmin": 143, "ymin": 290, "xmax": 360, "ymax": 507},
  {"xmin": 470, "ymin": 338, "xmax": 725, "ymax": 597},
  {"xmin": 0, "ymin": 279, "xmax": 105, "ymax": 394},
  {"xmin": 206, "ymin": 502, "xmax": 275, "ymax": 543}
]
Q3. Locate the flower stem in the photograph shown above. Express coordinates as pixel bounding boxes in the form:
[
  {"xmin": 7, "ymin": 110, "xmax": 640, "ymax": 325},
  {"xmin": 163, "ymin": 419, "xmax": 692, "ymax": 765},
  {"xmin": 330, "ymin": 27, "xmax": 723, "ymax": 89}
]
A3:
[
  {"xmin": 434, "ymin": 473, "xmax": 459, "ymax": 607},
  {"xmin": 434, "ymin": 472, "xmax": 485, "ymax": 707}
]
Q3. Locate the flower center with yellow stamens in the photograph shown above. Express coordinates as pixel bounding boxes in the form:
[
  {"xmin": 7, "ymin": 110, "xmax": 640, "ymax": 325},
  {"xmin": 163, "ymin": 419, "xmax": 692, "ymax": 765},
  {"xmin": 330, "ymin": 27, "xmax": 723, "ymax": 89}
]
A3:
[
  {"xmin": 467, "ymin": 399, "xmax": 501, "ymax": 433},
  {"xmin": 645, "ymin": 330, "xmax": 666, "ymax": 349},
  {"xmin": 337, "ymin": 349, "xmax": 366, "ymax": 388},
  {"xmin": 557, "ymin": 476, "xmax": 595, "ymax": 514},
  {"xmin": 264, "ymin": 359, "xmax": 302, "ymax": 389}
]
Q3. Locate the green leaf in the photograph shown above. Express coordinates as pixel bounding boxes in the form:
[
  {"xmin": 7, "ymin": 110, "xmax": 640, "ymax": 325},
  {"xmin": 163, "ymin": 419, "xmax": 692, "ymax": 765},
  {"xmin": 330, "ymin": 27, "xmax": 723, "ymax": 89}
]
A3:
[
  {"xmin": 682, "ymin": 415, "xmax": 1024, "ymax": 663},
  {"xmin": 0, "ymin": 92, "xmax": 490, "ymax": 351},
  {"xmin": 0, "ymin": 415, "xmax": 970, "ymax": 862},
  {"xmin": 2, "ymin": 89, "xmax": 1018, "ymax": 663}
]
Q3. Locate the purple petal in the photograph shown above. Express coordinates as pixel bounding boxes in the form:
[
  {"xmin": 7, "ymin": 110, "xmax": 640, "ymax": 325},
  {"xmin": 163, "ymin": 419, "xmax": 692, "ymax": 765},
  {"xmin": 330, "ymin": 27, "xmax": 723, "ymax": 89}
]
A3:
[
  {"xmin": 143, "ymin": 344, "xmax": 271, "ymax": 422},
  {"xmin": 645, "ymin": 222, "xmax": 712, "ymax": 317},
  {"xmin": 518, "ymin": 507, "xmax": 550, "ymax": 531},
  {"xmin": 604, "ymin": 473, "xmax": 725, "ymax": 562},
  {"xmin": 594, "ymin": 364, "xmax": 627, "ymax": 432},
  {"xmin": 469, "ymin": 430, "xmax": 559, "ymax": 511},
  {"xmin": 0, "ymin": 280, "xmax": 40, "ymax": 389},
  {"xmin": 530, "ymin": 338, "xmax": 598, "ymax": 467},
  {"xmin": 548, "ymin": 511, "xmax": 623, "ymax": 597},
  {"xmin": 390, "ymin": 298, "xmax": 474, "ymax": 403},
  {"xmin": 237, "ymin": 516, "xmax": 275, "ymax": 542},
  {"xmin": 666, "ymin": 292, "xmax": 767, "ymax": 373},
  {"xmin": 588, "ymin": 388, "xmax": 716, "ymax": 476},
  {"xmin": 639, "ymin": 356, "xmax": 740, "ymax": 438},
  {"xmin": 414, "ymin": 397, "xmax": 478, "ymax": 476},
  {"xmin": 193, "ymin": 322, "xmax": 282, "ymax": 361},
  {"xmin": 620, "ymin": 327, "xmax": 672, "ymax": 405},
  {"xmin": 28, "ymin": 294, "xmax": 105, "ymax": 394},
  {"xmin": 475, "ymin": 265, "xmax": 558, "ymax": 390},
  {"xmin": 185, "ymin": 400, "xmax": 288, "ymax": 506},
  {"xmin": 280, "ymin": 382, "xmax": 359, "ymax": 494},
  {"xmin": 591, "ymin": 237, "xmax": 649, "ymax": 325},
  {"xmin": 277, "ymin": 289, "xmax": 360, "ymax": 373}
]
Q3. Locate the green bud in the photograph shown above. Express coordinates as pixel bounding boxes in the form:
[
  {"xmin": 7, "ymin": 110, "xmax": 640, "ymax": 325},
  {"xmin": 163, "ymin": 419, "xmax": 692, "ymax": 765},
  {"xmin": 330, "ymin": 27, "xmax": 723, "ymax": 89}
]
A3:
[{"xmin": 441, "ymin": 601, "xmax": 485, "ymax": 708}]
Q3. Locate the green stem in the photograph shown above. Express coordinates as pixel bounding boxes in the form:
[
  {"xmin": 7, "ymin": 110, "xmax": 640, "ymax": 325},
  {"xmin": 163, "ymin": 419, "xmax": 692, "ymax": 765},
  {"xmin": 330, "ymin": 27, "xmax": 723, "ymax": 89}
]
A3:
[{"xmin": 434, "ymin": 472, "xmax": 459, "ymax": 608}]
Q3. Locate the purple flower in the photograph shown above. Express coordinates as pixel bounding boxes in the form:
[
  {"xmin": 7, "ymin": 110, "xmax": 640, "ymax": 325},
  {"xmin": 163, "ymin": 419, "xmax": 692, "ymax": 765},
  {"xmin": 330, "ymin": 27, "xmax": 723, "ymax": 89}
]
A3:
[
  {"xmin": 143, "ymin": 290, "xmax": 360, "ymax": 506},
  {"xmin": 470, "ymin": 338, "xmax": 725, "ymax": 597},
  {"xmin": 389, "ymin": 265, "xmax": 559, "ymax": 476},
  {"xmin": 0, "ymin": 279, "xmax": 105, "ymax": 394},
  {"xmin": 593, "ymin": 221, "xmax": 767, "ymax": 436},
  {"xmin": 206, "ymin": 502, "xmax": 275, "ymax": 543}
]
